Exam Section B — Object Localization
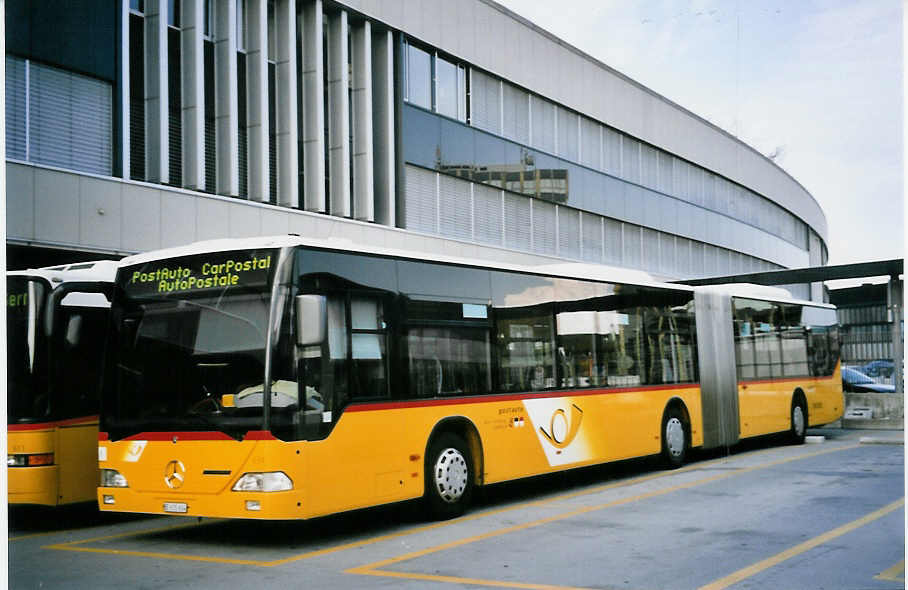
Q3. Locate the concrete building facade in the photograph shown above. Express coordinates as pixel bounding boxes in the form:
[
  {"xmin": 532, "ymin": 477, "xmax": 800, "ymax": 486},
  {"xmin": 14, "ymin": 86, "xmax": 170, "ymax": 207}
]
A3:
[{"xmin": 5, "ymin": 0, "xmax": 829, "ymax": 300}]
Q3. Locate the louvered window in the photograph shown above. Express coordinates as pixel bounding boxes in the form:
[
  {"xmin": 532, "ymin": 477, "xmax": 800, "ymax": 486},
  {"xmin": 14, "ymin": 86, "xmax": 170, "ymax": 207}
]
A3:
[
  {"xmin": 531, "ymin": 199, "xmax": 556, "ymax": 256},
  {"xmin": 530, "ymin": 96, "xmax": 555, "ymax": 154},
  {"xmin": 581, "ymin": 212, "xmax": 602, "ymax": 263},
  {"xmin": 579, "ymin": 117, "xmax": 599, "ymax": 170},
  {"xmin": 558, "ymin": 207, "xmax": 580, "ymax": 260},
  {"xmin": 473, "ymin": 183, "xmax": 502, "ymax": 246},
  {"xmin": 504, "ymin": 192, "xmax": 531, "ymax": 252},
  {"xmin": 5, "ymin": 55, "xmax": 26, "ymax": 160},
  {"xmin": 404, "ymin": 165, "xmax": 438, "ymax": 233},
  {"xmin": 555, "ymin": 106, "xmax": 578, "ymax": 162},
  {"xmin": 438, "ymin": 174, "xmax": 471, "ymax": 241},
  {"xmin": 502, "ymin": 82, "xmax": 528, "ymax": 145},
  {"xmin": 470, "ymin": 69, "xmax": 500, "ymax": 134},
  {"xmin": 7, "ymin": 56, "xmax": 113, "ymax": 176}
]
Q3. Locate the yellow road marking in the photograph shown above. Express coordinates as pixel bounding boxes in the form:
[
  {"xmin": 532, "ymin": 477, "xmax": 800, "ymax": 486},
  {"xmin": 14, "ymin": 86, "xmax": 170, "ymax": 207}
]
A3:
[
  {"xmin": 875, "ymin": 559, "xmax": 905, "ymax": 582},
  {"xmin": 699, "ymin": 498, "xmax": 905, "ymax": 590},
  {"xmin": 347, "ymin": 444, "xmax": 861, "ymax": 584},
  {"xmin": 358, "ymin": 567, "xmax": 597, "ymax": 590},
  {"xmin": 44, "ymin": 519, "xmax": 218, "ymax": 549}
]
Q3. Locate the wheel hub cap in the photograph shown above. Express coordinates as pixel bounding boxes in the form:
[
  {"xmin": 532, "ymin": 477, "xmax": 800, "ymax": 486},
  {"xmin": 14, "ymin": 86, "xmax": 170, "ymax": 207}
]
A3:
[
  {"xmin": 793, "ymin": 406, "xmax": 805, "ymax": 436},
  {"xmin": 434, "ymin": 448, "xmax": 468, "ymax": 503},
  {"xmin": 666, "ymin": 417, "xmax": 684, "ymax": 457}
]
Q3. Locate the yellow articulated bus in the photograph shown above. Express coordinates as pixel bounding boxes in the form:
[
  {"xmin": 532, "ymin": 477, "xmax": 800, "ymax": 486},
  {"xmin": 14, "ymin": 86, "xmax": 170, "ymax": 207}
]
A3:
[
  {"xmin": 97, "ymin": 236, "xmax": 842, "ymax": 520},
  {"xmin": 7, "ymin": 261, "xmax": 117, "ymax": 506}
]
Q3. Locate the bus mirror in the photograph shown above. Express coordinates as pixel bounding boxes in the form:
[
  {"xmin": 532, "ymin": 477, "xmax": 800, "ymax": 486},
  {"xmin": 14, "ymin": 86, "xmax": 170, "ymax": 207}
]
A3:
[{"xmin": 296, "ymin": 295, "xmax": 327, "ymax": 347}]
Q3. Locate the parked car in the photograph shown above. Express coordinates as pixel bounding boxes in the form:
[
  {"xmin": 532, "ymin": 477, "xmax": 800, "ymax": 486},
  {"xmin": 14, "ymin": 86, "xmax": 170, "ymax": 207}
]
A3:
[
  {"xmin": 841, "ymin": 367, "xmax": 896, "ymax": 393},
  {"xmin": 860, "ymin": 360, "xmax": 895, "ymax": 379}
]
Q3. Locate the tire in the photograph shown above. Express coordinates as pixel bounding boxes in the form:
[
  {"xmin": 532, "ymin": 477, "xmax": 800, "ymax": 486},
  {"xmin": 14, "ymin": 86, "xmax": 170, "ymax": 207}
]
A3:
[
  {"xmin": 661, "ymin": 406, "xmax": 688, "ymax": 469},
  {"xmin": 424, "ymin": 432, "xmax": 473, "ymax": 520},
  {"xmin": 789, "ymin": 398, "xmax": 807, "ymax": 445}
]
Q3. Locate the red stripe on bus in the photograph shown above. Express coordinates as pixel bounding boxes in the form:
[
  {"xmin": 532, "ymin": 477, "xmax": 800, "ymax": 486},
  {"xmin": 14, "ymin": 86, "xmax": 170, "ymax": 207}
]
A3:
[
  {"xmin": 738, "ymin": 374, "xmax": 840, "ymax": 387},
  {"xmin": 346, "ymin": 383, "xmax": 701, "ymax": 413},
  {"xmin": 7, "ymin": 415, "xmax": 99, "ymax": 431},
  {"xmin": 243, "ymin": 431, "xmax": 277, "ymax": 440},
  {"xmin": 121, "ymin": 431, "xmax": 237, "ymax": 441}
]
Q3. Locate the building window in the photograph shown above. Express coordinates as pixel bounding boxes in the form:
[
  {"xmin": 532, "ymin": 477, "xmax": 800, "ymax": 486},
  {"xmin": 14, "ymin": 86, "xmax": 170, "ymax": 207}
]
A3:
[
  {"xmin": 404, "ymin": 41, "xmax": 431, "ymax": 110},
  {"xmin": 236, "ymin": 0, "xmax": 246, "ymax": 51},
  {"xmin": 130, "ymin": 0, "xmax": 145, "ymax": 14},
  {"xmin": 6, "ymin": 56, "xmax": 112, "ymax": 176},
  {"xmin": 203, "ymin": 0, "xmax": 213, "ymax": 39},
  {"xmin": 435, "ymin": 55, "xmax": 465, "ymax": 122}
]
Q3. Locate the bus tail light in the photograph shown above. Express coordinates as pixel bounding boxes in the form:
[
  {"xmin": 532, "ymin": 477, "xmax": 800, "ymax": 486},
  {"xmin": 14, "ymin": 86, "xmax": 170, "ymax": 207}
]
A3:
[
  {"xmin": 7, "ymin": 453, "xmax": 54, "ymax": 467},
  {"xmin": 232, "ymin": 472, "xmax": 293, "ymax": 492},
  {"xmin": 100, "ymin": 468, "xmax": 129, "ymax": 488}
]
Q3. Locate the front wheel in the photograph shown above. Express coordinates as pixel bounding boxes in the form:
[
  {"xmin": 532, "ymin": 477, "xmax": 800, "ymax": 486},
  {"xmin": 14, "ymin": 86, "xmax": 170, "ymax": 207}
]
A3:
[
  {"xmin": 661, "ymin": 407, "xmax": 688, "ymax": 469},
  {"xmin": 424, "ymin": 433, "xmax": 473, "ymax": 520},
  {"xmin": 790, "ymin": 399, "xmax": 807, "ymax": 445}
]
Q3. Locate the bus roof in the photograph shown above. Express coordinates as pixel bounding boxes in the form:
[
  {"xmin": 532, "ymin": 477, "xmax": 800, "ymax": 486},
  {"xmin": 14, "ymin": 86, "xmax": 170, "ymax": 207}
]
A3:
[
  {"xmin": 694, "ymin": 283, "xmax": 835, "ymax": 309},
  {"xmin": 8, "ymin": 260, "xmax": 119, "ymax": 285},
  {"xmin": 115, "ymin": 234, "xmax": 685, "ymax": 292},
  {"xmin": 114, "ymin": 234, "xmax": 832, "ymax": 308}
]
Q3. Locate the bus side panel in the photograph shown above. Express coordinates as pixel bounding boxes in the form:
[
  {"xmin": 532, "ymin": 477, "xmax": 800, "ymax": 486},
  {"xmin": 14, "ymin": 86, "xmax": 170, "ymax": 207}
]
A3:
[
  {"xmin": 301, "ymin": 387, "xmax": 703, "ymax": 519},
  {"xmin": 7, "ymin": 429, "xmax": 59, "ymax": 506},
  {"xmin": 738, "ymin": 381, "xmax": 791, "ymax": 438},
  {"xmin": 806, "ymin": 365, "xmax": 845, "ymax": 426},
  {"xmin": 57, "ymin": 420, "xmax": 100, "ymax": 504}
]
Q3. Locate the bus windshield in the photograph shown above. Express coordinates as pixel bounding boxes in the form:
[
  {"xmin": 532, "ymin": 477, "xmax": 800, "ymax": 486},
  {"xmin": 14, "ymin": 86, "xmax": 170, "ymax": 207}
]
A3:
[
  {"xmin": 7, "ymin": 277, "xmax": 50, "ymax": 423},
  {"xmin": 102, "ymin": 249, "xmax": 287, "ymax": 440}
]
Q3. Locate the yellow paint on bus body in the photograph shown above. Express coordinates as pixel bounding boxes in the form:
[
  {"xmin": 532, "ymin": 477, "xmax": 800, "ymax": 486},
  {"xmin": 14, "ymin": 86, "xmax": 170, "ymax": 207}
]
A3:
[
  {"xmin": 98, "ymin": 372, "xmax": 839, "ymax": 521},
  {"xmin": 99, "ymin": 386, "xmax": 701, "ymax": 519},
  {"xmin": 8, "ymin": 418, "xmax": 99, "ymax": 506},
  {"xmin": 738, "ymin": 364, "xmax": 843, "ymax": 438}
]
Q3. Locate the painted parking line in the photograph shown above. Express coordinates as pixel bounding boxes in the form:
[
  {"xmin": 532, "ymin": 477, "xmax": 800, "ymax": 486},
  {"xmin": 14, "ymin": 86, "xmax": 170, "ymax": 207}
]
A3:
[
  {"xmin": 699, "ymin": 497, "xmax": 904, "ymax": 590},
  {"xmin": 346, "ymin": 444, "xmax": 861, "ymax": 588},
  {"xmin": 39, "ymin": 443, "xmax": 788, "ymax": 567},
  {"xmin": 874, "ymin": 559, "xmax": 905, "ymax": 582}
]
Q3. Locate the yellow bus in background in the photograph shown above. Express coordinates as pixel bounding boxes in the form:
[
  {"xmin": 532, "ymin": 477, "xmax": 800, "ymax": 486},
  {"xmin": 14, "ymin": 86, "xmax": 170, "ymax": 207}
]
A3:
[
  {"xmin": 97, "ymin": 236, "xmax": 842, "ymax": 520},
  {"xmin": 7, "ymin": 261, "xmax": 116, "ymax": 506}
]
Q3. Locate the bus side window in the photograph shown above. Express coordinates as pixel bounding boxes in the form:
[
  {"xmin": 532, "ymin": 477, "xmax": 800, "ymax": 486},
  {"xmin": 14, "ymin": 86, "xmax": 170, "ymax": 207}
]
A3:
[{"xmin": 349, "ymin": 297, "xmax": 389, "ymax": 398}]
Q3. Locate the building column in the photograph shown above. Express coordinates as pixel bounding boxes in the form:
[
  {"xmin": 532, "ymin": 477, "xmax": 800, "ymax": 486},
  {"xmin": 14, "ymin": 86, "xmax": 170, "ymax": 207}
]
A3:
[
  {"xmin": 245, "ymin": 0, "xmax": 269, "ymax": 202},
  {"xmin": 371, "ymin": 29, "xmax": 395, "ymax": 226},
  {"xmin": 888, "ymin": 277, "xmax": 903, "ymax": 392},
  {"xmin": 181, "ymin": 0, "xmax": 205, "ymax": 190},
  {"xmin": 120, "ymin": 0, "xmax": 131, "ymax": 180},
  {"xmin": 352, "ymin": 20, "xmax": 373, "ymax": 222},
  {"xmin": 275, "ymin": 0, "xmax": 299, "ymax": 208},
  {"xmin": 327, "ymin": 10, "xmax": 350, "ymax": 217},
  {"xmin": 214, "ymin": 0, "xmax": 239, "ymax": 196},
  {"xmin": 144, "ymin": 0, "xmax": 169, "ymax": 184},
  {"xmin": 301, "ymin": 0, "xmax": 325, "ymax": 212}
]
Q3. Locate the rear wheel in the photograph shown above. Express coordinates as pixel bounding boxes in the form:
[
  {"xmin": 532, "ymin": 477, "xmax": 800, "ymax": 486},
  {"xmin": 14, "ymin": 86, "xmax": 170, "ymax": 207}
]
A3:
[
  {"xmin": 425, "ymin": 433, "xmax": 473, "ymax": 520},
  {"xmin": 790, "ymin": 399, "xmax": 807, "ymax": 444},
  {"xmin": 661, "ymin": 407, "xmax": 688, "ymax": 469}
]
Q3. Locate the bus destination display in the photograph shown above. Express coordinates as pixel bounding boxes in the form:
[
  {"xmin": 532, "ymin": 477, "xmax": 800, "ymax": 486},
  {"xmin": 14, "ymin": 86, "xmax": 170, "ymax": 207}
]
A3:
[{"xmin": 122, "ymin": 249, "xmax": 276, "ymax": 297}]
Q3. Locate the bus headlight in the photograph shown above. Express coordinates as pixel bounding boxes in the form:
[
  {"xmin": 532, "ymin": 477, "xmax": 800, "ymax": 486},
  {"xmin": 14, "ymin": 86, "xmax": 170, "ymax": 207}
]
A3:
[
  {"xmin": 8, "ymin": 455, "xmax": 26, "ymax": 467},
  {"xmin": 232, "ymin": 472, "xmax": 293, "ymax": 492},
  {"xmin": 100, "ymin": 468, "xmax": 129, "ymax": 488}
]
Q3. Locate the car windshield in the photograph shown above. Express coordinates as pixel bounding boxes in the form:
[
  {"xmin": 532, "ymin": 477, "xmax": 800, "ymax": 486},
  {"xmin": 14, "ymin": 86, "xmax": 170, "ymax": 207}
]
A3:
[
  {"xmin": 6, "ymin": 277, "xmax": 50, "ymax": 422},
  {"xmin": 102, "ymin": 249, "xmax": 289, "ymax": 440}
]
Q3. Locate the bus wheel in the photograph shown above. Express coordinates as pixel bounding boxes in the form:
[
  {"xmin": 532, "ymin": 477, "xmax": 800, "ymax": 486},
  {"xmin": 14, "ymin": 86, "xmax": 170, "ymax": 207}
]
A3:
[
  {"xmin": 425, "ymin": 433, "xmax": 473, "ymax": 520},
  {"xmin": 790, "ymin": 399, "xmax": 807, "ymax": 445},
  {"xmin": 661, "ymin": 407, "xmax": 687, "ymax": 469}
]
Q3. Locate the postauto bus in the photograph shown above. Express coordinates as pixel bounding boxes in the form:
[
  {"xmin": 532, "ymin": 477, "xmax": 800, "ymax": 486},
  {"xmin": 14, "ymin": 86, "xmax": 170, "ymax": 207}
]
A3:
[
  {"xmin": 97, "ymin": 236, "xmax": 842, "ymax": 520},
  {"xmin": 8, "ymin": 261, "xmax": 116, "ymax": 506}
]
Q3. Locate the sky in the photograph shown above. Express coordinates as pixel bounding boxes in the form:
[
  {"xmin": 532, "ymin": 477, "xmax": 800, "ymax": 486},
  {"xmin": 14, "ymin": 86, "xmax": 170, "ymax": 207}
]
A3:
[{"xmin": 496, "ymin": 0, "xmax": 904, "ymax": 280}]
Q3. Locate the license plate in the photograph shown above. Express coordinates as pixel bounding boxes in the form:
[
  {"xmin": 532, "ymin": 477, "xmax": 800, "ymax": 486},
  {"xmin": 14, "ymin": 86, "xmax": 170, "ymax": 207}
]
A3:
[{"xmin": 163, "ymin": 502, "xmax": 188, "ymax": 513}]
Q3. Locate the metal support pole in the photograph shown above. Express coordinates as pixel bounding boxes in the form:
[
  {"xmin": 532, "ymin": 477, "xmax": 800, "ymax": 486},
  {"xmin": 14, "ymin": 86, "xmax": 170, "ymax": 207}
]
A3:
[{"xmin": 887, "ymin": 276, "xmax": 903, "ymax": 392}]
